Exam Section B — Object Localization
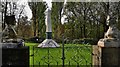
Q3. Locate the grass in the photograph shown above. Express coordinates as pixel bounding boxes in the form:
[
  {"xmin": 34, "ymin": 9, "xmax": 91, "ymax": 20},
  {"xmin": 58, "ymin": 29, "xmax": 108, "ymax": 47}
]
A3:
[{"xmin": 25, "ymin": 42, "xmax": 92, "ymax": 66}]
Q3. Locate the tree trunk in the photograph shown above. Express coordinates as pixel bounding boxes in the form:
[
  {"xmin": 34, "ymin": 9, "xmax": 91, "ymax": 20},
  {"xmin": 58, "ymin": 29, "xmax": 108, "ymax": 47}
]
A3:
[
  {"xmin": 83, "ymin": 24, "xmax": 86, "ymax": 38},
  {"xmin": 3, "ymin": 2, "xmax": 8, "ymax": 30},
  {"xmin": 33, "ymin": 18, "xmax": 37, "ymax": 36},
  {"xmin": 80, "ymin": 27, "xmax": 82, "ymax": 38},
  {"xmin": 33, "ymin": 3, "xmax": 37, "ymax": 37}
]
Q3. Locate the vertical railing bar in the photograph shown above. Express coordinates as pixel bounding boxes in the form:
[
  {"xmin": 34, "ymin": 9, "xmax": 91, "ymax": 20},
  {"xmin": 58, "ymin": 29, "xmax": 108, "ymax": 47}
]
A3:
[
  {"xmin": 48, "ymin": 47, "xmax": 50, "ymax": 67},
  {"xmin": 33, "ymin": 46, "xmax": 34, "ymax": 67},
  {"xmin": 77, "ymin": 63, "xmax": 79, "ymax": 67},
  {"xmin": 62, "ymin": 35, "xmax": 65, "ymax": 67},
  {"xmin": 91, "ymin": 45, "xmax": 92, "ymax": 67},
  {"xmin": 39, "ymin": 62, "xmax": 40, "ymax": 67},
  {"xmin": 69, "ymin": 61, "xmax": 70, "ymax": 66},
  {"xmin": 57, "ymin": 62, "xmax": 58, "ymax": 66}
]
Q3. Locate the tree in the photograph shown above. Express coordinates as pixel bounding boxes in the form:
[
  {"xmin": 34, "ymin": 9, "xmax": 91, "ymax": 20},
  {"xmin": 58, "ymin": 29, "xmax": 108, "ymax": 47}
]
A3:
[{"xmin": 28, "ymin": 2, "xmax": 46, "ymax": 38}]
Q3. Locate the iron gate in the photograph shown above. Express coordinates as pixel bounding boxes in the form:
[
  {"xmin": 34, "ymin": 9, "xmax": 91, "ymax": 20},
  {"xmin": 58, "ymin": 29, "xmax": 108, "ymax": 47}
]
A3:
[{"xmin": 30, "ymin": 39, "xmax": 92, "ymax": 67}]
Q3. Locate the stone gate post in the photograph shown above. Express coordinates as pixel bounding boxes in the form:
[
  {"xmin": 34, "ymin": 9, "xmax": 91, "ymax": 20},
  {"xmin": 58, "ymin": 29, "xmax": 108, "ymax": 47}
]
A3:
[{"xmin": 93, "ymin": 26, "xmax": 120, "ymax": 67}]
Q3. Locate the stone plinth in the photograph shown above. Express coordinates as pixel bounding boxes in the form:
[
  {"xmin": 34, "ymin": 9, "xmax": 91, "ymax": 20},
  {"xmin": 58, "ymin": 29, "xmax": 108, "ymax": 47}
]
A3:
[
  {"xmin": 93, "ymin": 42, "xmax": 120, "ymax": 67},
  {"xmin": 101, "ymin": 47, "xmax": 120, "ymax": 67},
  {"xmin": 95, "ymin": 25, "xmax": 120, "ymax": 67},
  {"xmin": 93, "ymin": 22, "xmax": 120, "ymax": 67},
  {"xmin": 92, "ymin": 45, "xmax": 99, "ymax": 66},
  {"xmin": 2, "ymin": 46, "xmax": 29, "ymax": 67}
]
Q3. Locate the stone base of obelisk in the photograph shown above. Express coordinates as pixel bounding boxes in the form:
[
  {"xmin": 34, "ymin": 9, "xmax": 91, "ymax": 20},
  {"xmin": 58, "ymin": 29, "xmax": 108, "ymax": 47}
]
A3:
[{"xmin": 38, "ymin": 39, "xmax": 60, "ymax": 48}]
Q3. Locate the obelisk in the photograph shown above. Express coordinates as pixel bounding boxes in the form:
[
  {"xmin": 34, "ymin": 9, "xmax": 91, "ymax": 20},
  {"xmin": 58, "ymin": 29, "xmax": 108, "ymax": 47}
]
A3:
[{"xmin": 38, "ymin": 3, "xmax": 59, "ymax": 48}]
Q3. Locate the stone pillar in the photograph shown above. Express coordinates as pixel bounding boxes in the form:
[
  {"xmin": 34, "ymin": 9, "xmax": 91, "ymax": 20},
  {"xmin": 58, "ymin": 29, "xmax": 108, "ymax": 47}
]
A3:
[
  {"xmin": 92, "ymin": 45, "xmax": 102, "ymax": 67},
  {"xmin": 97, "ymin": 25, "xmax": 120, "ymax": 67},
  {"xmin": 0, "ymin": 3, "xmax": 2, "ymax": 41},
  {"xmin": 100, "ymin": 47, "xmax": 120, "ymax": 67},
  {"xmin": 0, "ymin": 2, "xmax": 2, "ymax": 67},
  {"xmin": 93, "ymin": 15, "xmax": 120, "ymax": 67},
  {"xmin": 92, "ymin": 45, "xmax": 99, "ymax": 66}
]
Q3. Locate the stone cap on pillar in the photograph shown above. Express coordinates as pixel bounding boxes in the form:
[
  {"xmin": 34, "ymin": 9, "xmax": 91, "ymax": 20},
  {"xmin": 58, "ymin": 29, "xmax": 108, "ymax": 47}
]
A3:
[
  {"xmin": 98, "ymin": 38, "xmax": 120, "ymax": 47},
  {"xmin": 98, "ymin": 24, "xmax": 120, "ymax": 47}
]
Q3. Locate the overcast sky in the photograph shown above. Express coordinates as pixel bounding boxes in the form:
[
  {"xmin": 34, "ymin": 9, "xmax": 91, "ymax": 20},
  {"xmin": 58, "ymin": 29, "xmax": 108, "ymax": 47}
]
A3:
[
  {"xmin": 16, "ymin": 0, "xmax": 67, "ymax": 24},
  {"xmin": 16, "ymin": 0, "xmax": 32, "ymax": 21}
]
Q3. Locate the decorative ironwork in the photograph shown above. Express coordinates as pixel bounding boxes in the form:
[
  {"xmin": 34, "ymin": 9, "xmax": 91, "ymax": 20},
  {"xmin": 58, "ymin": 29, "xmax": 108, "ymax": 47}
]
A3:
[{"xmin": 31, "ymin": 37, "xmax": 92, "ymax": 66}]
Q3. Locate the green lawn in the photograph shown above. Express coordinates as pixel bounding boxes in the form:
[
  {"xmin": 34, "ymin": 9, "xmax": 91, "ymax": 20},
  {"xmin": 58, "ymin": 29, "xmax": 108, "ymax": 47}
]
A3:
[{"xmin": 25, "ymin": 43, "xmax": 92, "ymax": 66}]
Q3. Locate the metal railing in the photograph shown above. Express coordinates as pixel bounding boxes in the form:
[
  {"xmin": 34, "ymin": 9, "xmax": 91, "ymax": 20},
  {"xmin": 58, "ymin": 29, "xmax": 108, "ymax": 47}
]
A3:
[{"xmin": 30, "ymin": 37, "xmax": 92, "ymax": 67}]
